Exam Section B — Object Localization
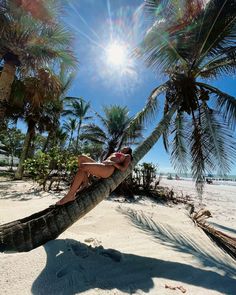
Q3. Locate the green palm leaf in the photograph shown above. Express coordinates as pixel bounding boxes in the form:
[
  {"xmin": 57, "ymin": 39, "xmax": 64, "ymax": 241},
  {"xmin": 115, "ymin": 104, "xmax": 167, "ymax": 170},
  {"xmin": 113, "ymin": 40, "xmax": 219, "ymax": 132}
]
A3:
[
  {"xmin": 197, "ymin": 0, "xmax": 236, "ymax": 62},
  {"xmin": 197, "ymin": 82, "xmax": 236, "ymax": 130},
  {"xmin": 201, "ymin": 102, "xmax": 236, "ymax": 174},
  {"xmin": 171, "ymin": 111, "xmax": 189, "ymax": 173}
]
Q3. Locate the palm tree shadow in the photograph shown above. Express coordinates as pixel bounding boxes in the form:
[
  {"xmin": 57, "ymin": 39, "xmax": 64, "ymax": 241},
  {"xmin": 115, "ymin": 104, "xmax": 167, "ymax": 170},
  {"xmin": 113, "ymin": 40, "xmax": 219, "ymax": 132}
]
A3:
[
  {"xmin": 118, "ymin": 207, "xmax": 236, "ymax": 276},
  {"xmin": 32, "ymin": 239, "xmax": 236, "ymax": 295}
]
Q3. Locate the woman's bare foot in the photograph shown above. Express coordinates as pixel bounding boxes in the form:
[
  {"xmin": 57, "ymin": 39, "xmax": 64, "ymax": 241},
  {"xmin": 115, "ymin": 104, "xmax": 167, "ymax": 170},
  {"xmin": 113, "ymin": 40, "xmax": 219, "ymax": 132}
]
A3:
[{"xmin": 56, "ymin": 194, "xmax": 76, "ymax": 205}]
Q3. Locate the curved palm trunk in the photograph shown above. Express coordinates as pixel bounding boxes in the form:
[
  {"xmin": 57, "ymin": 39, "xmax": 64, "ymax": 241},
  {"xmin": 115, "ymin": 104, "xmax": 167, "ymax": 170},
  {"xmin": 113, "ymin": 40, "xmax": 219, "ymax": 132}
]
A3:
[
  {"xmin": 0, "ymin": 61, "xmax": 16, "ymax": 126},
  {"xmin": 14, "ymin": 121, "xmax": 36, "ymax": 180},
  {"xmin": 0, "ymin": 104, "xmax": 176, "ymax": 252}
]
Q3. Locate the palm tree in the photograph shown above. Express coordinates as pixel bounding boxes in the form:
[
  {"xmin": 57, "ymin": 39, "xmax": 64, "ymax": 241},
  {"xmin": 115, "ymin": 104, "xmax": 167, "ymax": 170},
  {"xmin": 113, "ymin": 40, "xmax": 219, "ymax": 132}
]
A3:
[
  {"xmin": 13, "ymin": 68, "xmax": 62, "ymax": 179},
  {"xmin": 2, "ymin": 0, "xmax": 236, "ymax": 251},
  {"xmin": 81, "ymin": 105, "xmax": 143, "ymax": 159},
  {"xmin": 63, "ymin": 98, "xmax": 92, "ymax": 153},
  {"xmin": 0, "ymin": 101, "xmax": 175, "ymax": 252},
  {"xmin": 63, "ymin": 118, "xmax": 78, "ymax": 149},
  {"xmin": 0, "ymin": 122, "xmax": 24, "ymax": 170},
  {"xmin": 12, "ymin": 0, "xmax": 55, "ymax": 22},
  {"xmin": 0, "ymin": 1, "xmax": 76, "ymax": 125},
  {"xmin": 41, "ymin": 64, "xmax": 77, "ymax": 153},
  {"xmin": 51, "ymin": 127, "xmax": 68, "ymax": 150},
  {"xmin": 134, "ymin": 0, "xmax": 236, "ymax": 193}
]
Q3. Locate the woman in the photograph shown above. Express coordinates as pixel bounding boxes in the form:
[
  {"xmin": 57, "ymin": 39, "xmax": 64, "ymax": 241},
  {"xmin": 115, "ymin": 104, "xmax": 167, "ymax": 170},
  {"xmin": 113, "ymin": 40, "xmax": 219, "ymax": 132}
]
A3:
[{"xmin": 56, "ymin": 147, "xmax": 132, "ymax": 205}]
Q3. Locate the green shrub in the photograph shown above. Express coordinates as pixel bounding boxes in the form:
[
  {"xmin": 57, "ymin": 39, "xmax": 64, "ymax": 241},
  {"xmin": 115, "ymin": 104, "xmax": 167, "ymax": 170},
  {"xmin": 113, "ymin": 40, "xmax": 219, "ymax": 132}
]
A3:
[{"xmin": 24, "ymin": 147, "xmax": 79, "ymax": 190}]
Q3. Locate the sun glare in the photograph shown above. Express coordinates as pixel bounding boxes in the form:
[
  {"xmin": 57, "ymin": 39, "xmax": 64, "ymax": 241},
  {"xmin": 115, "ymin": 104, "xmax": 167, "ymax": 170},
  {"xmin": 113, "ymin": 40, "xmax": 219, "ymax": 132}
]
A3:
[{"xmin": 106, "ymin": 42, "xmax": 127, "ymax": 67}]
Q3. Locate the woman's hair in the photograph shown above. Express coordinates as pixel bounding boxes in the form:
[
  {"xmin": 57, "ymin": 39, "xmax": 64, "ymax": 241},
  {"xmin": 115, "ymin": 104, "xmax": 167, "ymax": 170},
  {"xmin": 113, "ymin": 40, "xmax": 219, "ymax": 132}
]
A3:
[{"xmin": 120, "ymin": 147, "xmax": 133, "ymax": 161}]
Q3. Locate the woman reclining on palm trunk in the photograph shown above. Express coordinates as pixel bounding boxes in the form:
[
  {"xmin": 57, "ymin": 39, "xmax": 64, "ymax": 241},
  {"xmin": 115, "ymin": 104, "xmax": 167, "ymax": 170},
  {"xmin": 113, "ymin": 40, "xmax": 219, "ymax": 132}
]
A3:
[{"xmin": 56, "ymin": 147, "xmax": 133, "ymax": 205}]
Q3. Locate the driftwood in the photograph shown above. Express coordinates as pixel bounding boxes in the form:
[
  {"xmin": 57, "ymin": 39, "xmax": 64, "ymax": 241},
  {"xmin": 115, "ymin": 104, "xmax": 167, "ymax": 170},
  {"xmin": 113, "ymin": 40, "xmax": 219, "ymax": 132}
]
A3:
[{"xmin": 190, "ymin": 207, "xmax": 236, "ymax": 261}]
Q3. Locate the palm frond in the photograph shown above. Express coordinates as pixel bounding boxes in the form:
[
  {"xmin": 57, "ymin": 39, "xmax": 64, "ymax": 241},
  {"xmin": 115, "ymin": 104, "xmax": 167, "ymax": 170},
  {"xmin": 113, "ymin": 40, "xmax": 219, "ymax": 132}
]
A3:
[
  {"xmin": 162, "ymin": 99, "xmax": 170, "ymax": 152},
  {"xmin": 79, "ymin": 135, "xmax": 105, "ymax": 145},
  {"xmin": 127, "ymin": 83, "xmax": 168, "ymax": 131},
  {"xmin": 171, "ymin": 111, "xmax": 189, "ymax": 173},
  {"xmin": 197, "ymin": 0, "xmax": 236, "ymax": 63},
  {"xmin": 190, "ymin": 118, "xmax": 205, "ymax": 196},
  {"xmin": 137, "ymin": 24, "xmax": 187, "ymax": 71},
  {"xmin": 199, "ymin": 47, "xmax": 236, "ymax": 77},
  {"xmin": 201, "ymin": 102, "xmax": 236, "ymax": 175},
  {"xmin": 81, "ymin": 124, "xmax": 107, "ymax": 141},
  {"xmin": 197, "ymin": 82, "xmax": 236, "ymax": 130}
]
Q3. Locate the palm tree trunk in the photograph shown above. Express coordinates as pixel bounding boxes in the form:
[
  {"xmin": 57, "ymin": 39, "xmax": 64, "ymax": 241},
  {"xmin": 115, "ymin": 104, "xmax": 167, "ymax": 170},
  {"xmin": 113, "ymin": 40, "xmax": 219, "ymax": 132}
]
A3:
[
  {"xmin": 0, "ymin": 61, "xmax": 16, "ymax": 126},
  {"xmin": 0, "ymin": 103, "xmax": 176, "ymax": 252},
  {"xmin": 14, "ymin": 121, "xmax": 36, "ymax": 180},
  {"xmin": 9, "ymin": 153, "xmax": 14, "ymax": 172},
  {"xmin": 75, "ymin": 120, "xmax": 82, "ymax": 152},
  {"xmin": 42, "ymin": 130, "xmax": 53, "ymax": 152},
  {"xmin": 68, "ymin": 130, "xmax": 73, "ymax": 148}
]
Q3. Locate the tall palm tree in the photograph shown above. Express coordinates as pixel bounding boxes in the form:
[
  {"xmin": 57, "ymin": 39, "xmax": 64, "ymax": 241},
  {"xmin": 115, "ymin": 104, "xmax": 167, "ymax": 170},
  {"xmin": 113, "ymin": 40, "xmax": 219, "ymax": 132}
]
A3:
[
  {"xmin": 12, "ymin": 68, "xmax": 62, "ymax": 179},
  {"xmin": 135, "ymin": 0, "xmax": 236, "ymax": 193},
  {"xmin": 81, "ymin": 105, "xmax": 143, "ymax": 159},
  {"xmin": 0, "ymin": 1, "xmax": 76, "ymax": 125},
  {"xmin": 42, "ymin": 65, "xmax": 77, "ymax": 152},
  {"xmin": 62, "ymin": 118, "xmax": 78, "ymax": 149},
  {"xmin": 63, "ymin": 98, "xmax": 92, "ymax": 153}
]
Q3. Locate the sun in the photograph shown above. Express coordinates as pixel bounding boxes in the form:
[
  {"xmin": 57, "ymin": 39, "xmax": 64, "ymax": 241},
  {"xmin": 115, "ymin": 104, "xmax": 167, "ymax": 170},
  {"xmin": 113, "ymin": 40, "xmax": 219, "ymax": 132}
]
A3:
[{"xmin": 105, "ymin": 42, "xmax": 127, "ymax": 67}]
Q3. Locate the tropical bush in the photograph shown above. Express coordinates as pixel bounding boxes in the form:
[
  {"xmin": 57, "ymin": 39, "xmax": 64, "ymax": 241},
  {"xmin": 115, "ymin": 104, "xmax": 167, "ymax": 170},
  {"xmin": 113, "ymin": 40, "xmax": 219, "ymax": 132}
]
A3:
[
  {"xmin": 115, "ymin": 162, "xmax": 160, "ymax": 196},
  {"xmin": 24, "ymin": 148, "xmax": 78, "ymax": 190}
]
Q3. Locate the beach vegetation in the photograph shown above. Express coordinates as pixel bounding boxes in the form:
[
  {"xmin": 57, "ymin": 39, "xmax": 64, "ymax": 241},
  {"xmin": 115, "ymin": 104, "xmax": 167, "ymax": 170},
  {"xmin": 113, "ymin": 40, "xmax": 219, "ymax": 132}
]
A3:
[
  {"xmin": 24, "ymin": 148, "xmax": 78, "ymax": 191},
  {"xmin": 0, "ymin": 122, "xmax": 24, "ymax": 170}
]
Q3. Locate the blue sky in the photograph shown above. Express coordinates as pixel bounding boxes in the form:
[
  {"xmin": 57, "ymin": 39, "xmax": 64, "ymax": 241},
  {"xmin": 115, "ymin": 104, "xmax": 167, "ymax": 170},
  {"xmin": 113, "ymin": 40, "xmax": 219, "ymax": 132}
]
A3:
[{"xmin": 60, "ymin": 0, "xmax": 236, "ymax": 175}]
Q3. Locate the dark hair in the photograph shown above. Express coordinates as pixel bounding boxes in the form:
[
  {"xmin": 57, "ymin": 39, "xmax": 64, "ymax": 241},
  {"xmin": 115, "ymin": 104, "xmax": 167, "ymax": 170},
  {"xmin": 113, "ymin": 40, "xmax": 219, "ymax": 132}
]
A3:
[{"xmin": 121, "ymin": 147, "xmax": 133, "ymax": 161}]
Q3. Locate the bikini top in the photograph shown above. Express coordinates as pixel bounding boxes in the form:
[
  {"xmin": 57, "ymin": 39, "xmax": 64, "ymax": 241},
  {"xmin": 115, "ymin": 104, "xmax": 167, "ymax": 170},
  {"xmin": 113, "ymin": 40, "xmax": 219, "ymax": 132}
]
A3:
[{"xmin": 114, "ymin": 152, "xmax": 125, "ymax": 159}]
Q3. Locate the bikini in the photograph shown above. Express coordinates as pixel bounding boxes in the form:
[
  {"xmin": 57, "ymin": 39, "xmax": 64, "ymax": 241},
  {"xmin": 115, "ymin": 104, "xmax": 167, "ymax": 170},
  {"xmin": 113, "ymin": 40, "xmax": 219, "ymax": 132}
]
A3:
[{"xmin": 114, "ymin": 152, "xmax": 124, "ymax": 159}]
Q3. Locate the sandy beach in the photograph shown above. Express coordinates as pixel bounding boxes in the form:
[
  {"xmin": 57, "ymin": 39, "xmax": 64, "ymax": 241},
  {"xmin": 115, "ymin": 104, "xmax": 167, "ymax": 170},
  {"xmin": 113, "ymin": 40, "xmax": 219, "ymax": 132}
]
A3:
[{"xmin": 0, "ymin": 178, "xmax": 236, "ymax": 295}]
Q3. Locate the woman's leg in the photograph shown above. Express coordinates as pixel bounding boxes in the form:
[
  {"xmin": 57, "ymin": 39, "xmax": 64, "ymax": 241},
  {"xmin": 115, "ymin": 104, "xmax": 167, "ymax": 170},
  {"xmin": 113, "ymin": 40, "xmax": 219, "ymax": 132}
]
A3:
[
  {"xmin": 56, "ymin": 169, "xmax": 88, "ymax": 205},
  {"xmin": 80, "ymin": 162, "xmax": 115, "ymax": 178},
  {"xmin": 56, "ymin": 163, "xmax": 115, "ymax": 205},
  {"xmin": 78, "ymin": 155, "xmax": 96, "ymax": 167}
]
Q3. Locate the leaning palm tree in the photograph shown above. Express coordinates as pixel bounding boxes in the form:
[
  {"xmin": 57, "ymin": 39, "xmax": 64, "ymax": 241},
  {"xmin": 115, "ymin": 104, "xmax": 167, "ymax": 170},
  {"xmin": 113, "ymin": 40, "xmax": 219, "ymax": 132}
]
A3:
[
  {"xmin": 0, "ymin": 1, "xmax": 76, "ymax": 125},
  {"xmin": 1, "ymin": 0, "xmax": 236, "ymax": 252},
  {"xmin": 81, "ymin": 105, "xmax": 143, "ymax": 159},
  {"xmin": 135, "ymin": 0, "xmax": 236, "ymax": 193},
  {"xmin": 0, "ymin": 99, "xmax": 175, "ymax": 252}
]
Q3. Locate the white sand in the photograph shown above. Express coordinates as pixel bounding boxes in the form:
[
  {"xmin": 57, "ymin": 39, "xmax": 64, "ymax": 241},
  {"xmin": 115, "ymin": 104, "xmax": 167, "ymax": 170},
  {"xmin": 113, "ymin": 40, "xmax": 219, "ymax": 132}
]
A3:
[{"xmin": 0, "ymin": 179, "xmax": 236, "ymax": 295}]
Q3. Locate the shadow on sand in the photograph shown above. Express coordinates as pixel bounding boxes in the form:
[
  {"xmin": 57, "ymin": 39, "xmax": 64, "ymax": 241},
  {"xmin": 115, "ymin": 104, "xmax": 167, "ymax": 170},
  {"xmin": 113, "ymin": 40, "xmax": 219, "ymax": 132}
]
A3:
[{"xmin": 31, "ymin": 239, "xmax": 236, "ymax": 295}]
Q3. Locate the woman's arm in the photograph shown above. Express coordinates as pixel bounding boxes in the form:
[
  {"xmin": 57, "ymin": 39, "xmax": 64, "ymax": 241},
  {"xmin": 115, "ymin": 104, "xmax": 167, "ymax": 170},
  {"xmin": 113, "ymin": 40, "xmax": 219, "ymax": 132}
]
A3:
[{"xmin": 112, "ymin": 155, "xmax": 131, "ymax": 172}]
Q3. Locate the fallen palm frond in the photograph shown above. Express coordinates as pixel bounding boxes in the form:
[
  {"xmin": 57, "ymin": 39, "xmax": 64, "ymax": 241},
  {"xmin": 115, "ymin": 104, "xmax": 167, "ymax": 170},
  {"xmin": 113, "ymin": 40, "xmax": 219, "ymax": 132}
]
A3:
[
  {"xmin": 118, "ymin": 207, "xmax": 236, "ymax": 276},
  {"xmin": 190, "ymin": 206, "xmax": 236, "ymax": 261}
]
